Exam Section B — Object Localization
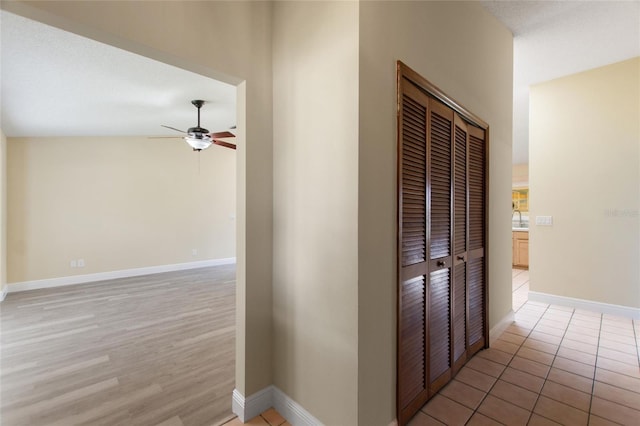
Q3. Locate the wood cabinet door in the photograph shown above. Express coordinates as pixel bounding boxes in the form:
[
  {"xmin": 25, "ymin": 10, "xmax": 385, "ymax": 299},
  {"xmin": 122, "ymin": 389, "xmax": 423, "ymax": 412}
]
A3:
[{"xmin": 516, "ymin": 238, "xmax": 529, "ymax": 267}]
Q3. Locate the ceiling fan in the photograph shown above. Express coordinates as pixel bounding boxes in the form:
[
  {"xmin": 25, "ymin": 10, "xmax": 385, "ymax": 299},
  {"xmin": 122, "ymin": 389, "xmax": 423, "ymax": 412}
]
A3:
[{"xmin": 155, "ymin": 100, "xmax": 236, "ymax": 151}]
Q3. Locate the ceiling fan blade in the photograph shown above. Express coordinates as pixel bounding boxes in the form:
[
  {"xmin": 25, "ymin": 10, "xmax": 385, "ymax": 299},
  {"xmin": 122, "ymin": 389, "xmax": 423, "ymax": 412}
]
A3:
[
  {"xmin": 212, "ymin": 140, "xmax": 237, "ymax": 150},
  {"xmin": 161, "ymin": 125, "xmax": 187, "ymax": 133},
  {"xmin": 210, "ymin": 131, "xmax": 235, "ymax": 139}
]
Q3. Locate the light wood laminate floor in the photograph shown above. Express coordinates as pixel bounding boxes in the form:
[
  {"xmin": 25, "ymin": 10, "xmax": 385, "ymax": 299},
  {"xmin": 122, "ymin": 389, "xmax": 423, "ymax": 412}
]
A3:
[{"xmin": 1, "ymin": 265, "xmax": 236, "ymax": 426}]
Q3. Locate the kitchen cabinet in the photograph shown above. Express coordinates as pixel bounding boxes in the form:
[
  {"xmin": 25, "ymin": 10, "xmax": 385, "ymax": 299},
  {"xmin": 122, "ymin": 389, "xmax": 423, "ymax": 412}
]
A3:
[{"xmin": 512, "ymin": 231, "xmax": 529, "ymax": 268}]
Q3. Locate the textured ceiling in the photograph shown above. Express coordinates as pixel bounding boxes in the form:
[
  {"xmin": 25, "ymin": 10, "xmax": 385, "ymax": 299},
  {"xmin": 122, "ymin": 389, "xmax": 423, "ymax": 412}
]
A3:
[
  {"xmin": 0, "ymin": 11, "xmax": 236, "ymax": 138},
  {"xmin": 2, "ymin": 3, "xmax": 639, "ymax": 161},
  {"xmin": 482, "ymin": 0, "xmax": 640, "ymax": 165}
]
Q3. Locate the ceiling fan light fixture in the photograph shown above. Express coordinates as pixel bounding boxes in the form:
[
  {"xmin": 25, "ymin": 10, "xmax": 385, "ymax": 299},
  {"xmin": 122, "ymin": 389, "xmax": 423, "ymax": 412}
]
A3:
[{"xmin": 184, "ymin": 135, "xmax": 212, "ymax": 151}]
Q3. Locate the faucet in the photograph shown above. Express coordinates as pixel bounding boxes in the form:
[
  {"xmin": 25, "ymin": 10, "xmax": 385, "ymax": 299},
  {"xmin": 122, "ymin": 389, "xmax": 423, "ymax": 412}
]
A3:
[{"xmin": 512, "ymin": 209, "xmax": 523, "ymax": 227}]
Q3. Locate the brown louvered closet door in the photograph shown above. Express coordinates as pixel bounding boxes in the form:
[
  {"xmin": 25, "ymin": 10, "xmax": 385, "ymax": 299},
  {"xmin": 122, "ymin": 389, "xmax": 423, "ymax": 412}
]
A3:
[
  {"xmin": 397, "ymin": 62, "xmax": 488, "ymax": 426},
  {"xmin": 452, "ymin": 114, "xmax": 469, "ymax": 373},
  {"xmin": 397, "ymin": 81, "xmax": 430, "ymax": 424},
  {"xmin": 426, "ymin": 99, "xmax": 453, "ymax": 395},
  {"xmin": 467, "ymin": 125, "xmax": 487, "ymax": 353}
]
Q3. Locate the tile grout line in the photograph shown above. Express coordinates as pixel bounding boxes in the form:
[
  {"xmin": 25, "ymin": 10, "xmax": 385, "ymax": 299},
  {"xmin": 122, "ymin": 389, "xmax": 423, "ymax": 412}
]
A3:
[
  {"xmin": 633, "ymin": 319, "xmax": 640, "ymax": 368},
  {"xmin": 439, "ymin": 309, "xmax": 638, "ymax": 425},
  {"xmin": 461, "ymin": 302, "xmax": 552, "ymax": 425},
  {"xmin": 512, "ymin": 273, "xmax": 529, "ymax": 313},
  {"xmin": 423, "ymin": 276, "xmax": 638, "ymax": 426},
  {"xmin": 477, "ymin": 306, "xmax": 630, "ymax": 424},
  {"xmin": 420, "ymin": 274, "xmax": 532, "ymax": 425},
  {"xmin": 585, "ymin": 311, "xmax": 603, "ymax": 425},
  {"xmin": 521, "ymin": 306, "xmax": 576, "ymax": 426}
]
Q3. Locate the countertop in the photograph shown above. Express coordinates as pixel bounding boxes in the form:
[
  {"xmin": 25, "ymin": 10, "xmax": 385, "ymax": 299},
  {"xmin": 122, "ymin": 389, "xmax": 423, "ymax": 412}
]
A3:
[{"xmin": 512, "ymin": 227, "xmax": 529, "ymax": 232}]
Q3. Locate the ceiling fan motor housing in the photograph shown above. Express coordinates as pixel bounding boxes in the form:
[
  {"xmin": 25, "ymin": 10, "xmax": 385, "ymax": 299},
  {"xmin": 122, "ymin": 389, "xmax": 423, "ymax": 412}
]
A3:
[{"xmin": 187, "ymin": 126, "xmax": 210, "ymax": 138}]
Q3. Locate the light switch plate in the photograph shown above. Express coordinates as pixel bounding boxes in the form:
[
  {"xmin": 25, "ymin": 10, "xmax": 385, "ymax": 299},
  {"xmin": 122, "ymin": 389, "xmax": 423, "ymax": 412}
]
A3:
[{"xmin": 535, "ymin": 216, "xmax": 553, "ymax": 226}]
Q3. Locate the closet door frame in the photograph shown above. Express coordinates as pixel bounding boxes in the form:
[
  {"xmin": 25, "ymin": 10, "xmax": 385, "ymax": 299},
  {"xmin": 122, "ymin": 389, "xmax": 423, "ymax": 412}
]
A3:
[{"xmin": 396, "ymin": 61, "xmax": 490, "ymax": 426}]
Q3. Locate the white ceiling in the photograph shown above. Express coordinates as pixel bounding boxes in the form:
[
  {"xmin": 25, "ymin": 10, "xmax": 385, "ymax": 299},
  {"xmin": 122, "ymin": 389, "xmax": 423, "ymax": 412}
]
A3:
[
  {"xmin": 481, "ymin": 0, "xmax": 640, "ymax": 165},
  {"xmin": 2, "ymin": 3, "xmax": 639, "ymax": 160},
  {"xmin": 0, "ymin": 10, "xmax": 236, "ymax": 138}
]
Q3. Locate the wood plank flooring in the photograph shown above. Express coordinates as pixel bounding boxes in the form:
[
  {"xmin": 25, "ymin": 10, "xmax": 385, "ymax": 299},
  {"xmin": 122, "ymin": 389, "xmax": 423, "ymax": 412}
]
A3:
[{"xmin": 1, "ymin": 265, "xmax": 236, "ymax": 426}]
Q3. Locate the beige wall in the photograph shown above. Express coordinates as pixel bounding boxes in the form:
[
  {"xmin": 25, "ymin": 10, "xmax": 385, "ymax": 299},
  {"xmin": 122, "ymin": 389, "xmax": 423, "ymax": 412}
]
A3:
[
  {"xmin": 358, "ymin": 2, "xmax": 513, "ymax": 423},
  {"xmin": 3, "ymin": 2, "xmax": 516, "ymax": 424},
  {"xmin": 7, "ymin": 137, "xmax": 235, "ymax": 282},
  {"xmin": 271, "ymin": 2, "xmax": 359, "ymax": 423},
  {"xmin": 1, "ymin": 130, "xmax": 7, "ymax": 293},
  {"xmin": 530, "ymin": 58, "xmax": 640, "ymax": 308},
  {"xmin": 513, "ymin": 163, "xmax": 528, "ymax": 187},
  {"xmin": 3, "ymin": 0, "xmax": 273, "ymax": 397}
]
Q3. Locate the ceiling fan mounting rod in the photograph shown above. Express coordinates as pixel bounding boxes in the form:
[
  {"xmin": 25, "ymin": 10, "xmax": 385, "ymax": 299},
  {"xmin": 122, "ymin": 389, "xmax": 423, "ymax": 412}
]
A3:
[{"xmin": 191, "ymin": 99, "xmax": 204, "ymax": 127}]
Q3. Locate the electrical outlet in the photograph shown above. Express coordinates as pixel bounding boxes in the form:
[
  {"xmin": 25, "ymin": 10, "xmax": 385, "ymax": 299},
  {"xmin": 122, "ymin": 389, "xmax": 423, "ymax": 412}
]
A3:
[
  {"xmin": 192, "ymin": 249, "xmax": 198, "ymax": 256},
  {"xmin": 70, "ymin": 260, "xmax": 77, "ymax": 268}
]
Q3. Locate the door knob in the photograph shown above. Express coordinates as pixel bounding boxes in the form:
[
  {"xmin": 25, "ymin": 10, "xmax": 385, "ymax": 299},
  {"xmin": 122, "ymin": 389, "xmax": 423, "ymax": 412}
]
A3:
[
  {"xmin": 457, "ymin": 255, "xmax": 465, "ymax": 261},
  {"xmin": 437, "ymin": 260, "xmax": 445, "ymax": 267}
]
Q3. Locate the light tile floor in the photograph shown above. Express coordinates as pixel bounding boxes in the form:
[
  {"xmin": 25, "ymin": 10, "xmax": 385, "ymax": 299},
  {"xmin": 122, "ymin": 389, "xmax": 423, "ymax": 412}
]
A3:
[
  {"xmin": 513, "ymin": 268, "xmax": 530, "ymax": 312},
  {"xmin": 222, "ymin": 408, "xmax": 289, "ymax": 426},
  {"xmin": 412, "ymin": 269, "xmax": 640, "ymax": 425},
  {"xmin": 226, "ymin": 270, "xmax": 640, "ymax": 425}
]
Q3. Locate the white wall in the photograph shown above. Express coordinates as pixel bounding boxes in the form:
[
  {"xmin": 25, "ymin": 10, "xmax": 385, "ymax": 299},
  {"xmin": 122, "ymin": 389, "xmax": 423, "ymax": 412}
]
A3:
[
  {"xmin": 530, "ymin": 57, "xmax": 640, "ymax": 308},
  {"xmin": 358, "ymin": 2, "xmax": 513, "ymax": 423},
  {"xmin": 272, "ymin": 2, "xmax": 359, "ymax": 424},
  {"xmin": 7, "ymin": 136, "xmax": 235, "ymax": 283}
]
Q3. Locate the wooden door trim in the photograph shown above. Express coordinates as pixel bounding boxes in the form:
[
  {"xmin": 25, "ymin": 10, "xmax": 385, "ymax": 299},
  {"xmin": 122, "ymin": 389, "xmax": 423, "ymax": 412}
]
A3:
[{"xmin": 398, "ymin": 61, "xmax": 489, "ymax": 130}]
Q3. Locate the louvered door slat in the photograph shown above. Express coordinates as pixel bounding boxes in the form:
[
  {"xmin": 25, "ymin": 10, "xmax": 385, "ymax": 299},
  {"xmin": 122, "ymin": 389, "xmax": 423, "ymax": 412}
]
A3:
[
  {"xmin": 454, "ymin": 126, "xmax": 467, "ymax": 254},
  {"xmin": 453, "ymin": 263, "xmax": 466, "ymax": 361},
  {"xmin": 429, "ymin": 269, "xmax": 451, "ymax": 381},
  {"xmin": 401, "ymin": 93, "xmax": 427, "ymax": 267},
  {"xmin": 429, "ymin": 110, "xmax": 451, "ymax": 260},
  {"xmin": 468, "ymin": 259, "xmax": 484, "ymax": 345},
  {"xmin": 469, "ymin": 133, "xmax": 485, "ymax": 251},
  {"xmin": 399, "ymin": 276, "xmax": 427, "ymax": 408}
]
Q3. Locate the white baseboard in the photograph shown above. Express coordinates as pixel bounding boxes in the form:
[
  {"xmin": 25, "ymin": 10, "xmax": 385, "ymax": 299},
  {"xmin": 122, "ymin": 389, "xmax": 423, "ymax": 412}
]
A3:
[
  {"xmin": 272, "ymin": 386, "xmax": 322, "ymax": 425},
  {"xmin": 5, "ymin": 258, "xmax": 236, "ymax": 295},
  {"xmin": 528, "ymin": 291, "xmax": 640, "ymax": 320},
  {"xmin": 232, "ymin": 387, "xmax": 273, "ymax": 423},
  {"xmin": 0, "ymin": 285, "xmax": 7, "ymax": 302},
  {"xmin": 489, "ymin": 309, "xmax": 515, "ymax": 344},
  {"xmin": 232, "ymin": 386, "xmax": 322, "ymax": 425}
]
